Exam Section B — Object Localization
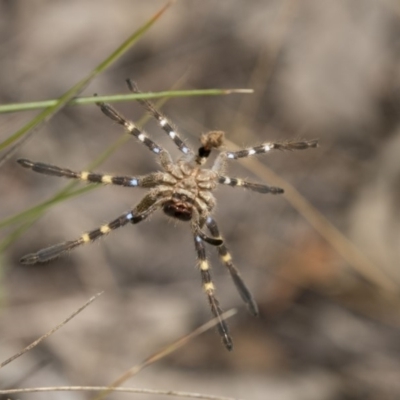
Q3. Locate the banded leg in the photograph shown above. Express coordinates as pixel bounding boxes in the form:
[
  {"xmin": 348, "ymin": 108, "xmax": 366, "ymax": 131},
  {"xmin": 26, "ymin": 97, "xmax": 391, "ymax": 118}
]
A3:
[
  {"xmin": 96, "ymin": 99, "xmax": 164, "ymax": 156},
  {"xmin": 17, "ymin": 159, "xmax": 173, "ymax": 188},
  {"xmin": 218, "ymin": 176, "xmax": 284, "ymax": 194},
  {"xmin": 205, "ymin": 216, "xmax": 259, "ymax": 316},
  {"xmin": 212, "ymin": 139, "xmax": 318, "ymax": 173},
  {"xmin": 126, "ymin": 79, "xmax": 193, "ymax": 156},
  {"xmin": 194, "ymin": 234, "xmax": 233, "ymax": 351},
  {"xmin": 191, "ymin": 208, "xmax": 223, "ymax": 246},
  {"xmin": 223, "ymin": 139, "xmax": 318, "ymax": 160},
  {"xmin": 20, "ymin": 195, "xmax": 161, "ymax": 265},
  {"xmin": 194, "ymin": 228, "xmax": 223, "ymax": 246}
]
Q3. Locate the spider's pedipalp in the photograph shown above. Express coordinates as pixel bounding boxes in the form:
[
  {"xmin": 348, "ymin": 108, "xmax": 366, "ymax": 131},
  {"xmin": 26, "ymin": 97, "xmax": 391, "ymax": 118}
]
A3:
[
  {"xmin": 194, "ymin": 234, "xmax": 233, "ymax": 351},
  {"xmin": 218, "ymin": 176, "xmax": 284, "ymax": 194},
  {"xmin": 189, "ymin": 205, "xmax": 222, "ymax": 246},
  {"xmin": 194, "ymin": 227, "xmax": 223, "ymax": 246},
  {"xmin": 196, "ymin": 131, "xmax": 225, "ymax": 165},
  {"xmin": 205, "ymin": 216, "xmax": 259, "ymax": 316}
]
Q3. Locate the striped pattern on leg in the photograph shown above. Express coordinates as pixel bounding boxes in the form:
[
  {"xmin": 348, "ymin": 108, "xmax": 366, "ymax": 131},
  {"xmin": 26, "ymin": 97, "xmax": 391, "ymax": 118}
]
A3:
[
  {"xmin": 193, "ymin": 234, "xmax": 233, "ymax": 351},
  {"xmin": 206, "ymin": 216, "xmax": 259, "ymax": 316},
  {"xmin": 20, "ymin": 195, "xmax": 161, "ymax": 265},
  {"xmin": 20, "ymin": 212, "xmax": 133, "ymax": 265},
  {"xmin": 17, "ymin": 159, "xmax": 163, "ymax": 188},
  {"xmin": 96, "ymin": 101, "xmax": 163, "ymax": 155},
  {"xmin": 224, "ymin": 139, "xmax": 318, "ymax": 160},
  {"xmin": 126, "ymin": 79, "xmax": 193, "ymax": 156},
  {"xmin": 218, "ymin": 176, "xmax": 284, "ymax": 194},
  {"xmin": 191, "ymin": 211, "xmax": 223, "ymax": 246}
]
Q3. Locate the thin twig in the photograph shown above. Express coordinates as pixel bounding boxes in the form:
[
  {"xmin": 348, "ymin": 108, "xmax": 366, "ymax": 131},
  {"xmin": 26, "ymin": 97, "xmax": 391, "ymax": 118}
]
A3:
[
  {"xmin": 0, "ymin": 292, "xmax": 103, "ymax": 368},
  {"xmin": 0, "ymin": 386, "xmax": 243, "ymax": 400},
  {"xmin": 92, "ymin": 309, "xmax": 237, "ymax": 400}
]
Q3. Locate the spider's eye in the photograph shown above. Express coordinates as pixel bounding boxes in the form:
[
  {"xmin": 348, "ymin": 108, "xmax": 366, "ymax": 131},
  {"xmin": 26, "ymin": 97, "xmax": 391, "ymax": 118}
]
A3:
[{"xmin": 163, "ymin": 200, "xmax": 192, "ymax": 221}]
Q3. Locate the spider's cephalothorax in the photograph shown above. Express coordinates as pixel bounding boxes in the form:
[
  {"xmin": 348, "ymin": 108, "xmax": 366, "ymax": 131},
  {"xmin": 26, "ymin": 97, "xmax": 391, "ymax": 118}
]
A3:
[{"xmin": 18, "ymin": 79, "xmax": 318, "ymax": 350}]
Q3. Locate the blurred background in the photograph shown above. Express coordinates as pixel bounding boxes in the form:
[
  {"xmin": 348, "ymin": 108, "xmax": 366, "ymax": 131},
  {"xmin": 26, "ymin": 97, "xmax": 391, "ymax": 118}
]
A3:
[{"xmin": 1, "ymin": 1, "xmax": 400, "ymax": 399}]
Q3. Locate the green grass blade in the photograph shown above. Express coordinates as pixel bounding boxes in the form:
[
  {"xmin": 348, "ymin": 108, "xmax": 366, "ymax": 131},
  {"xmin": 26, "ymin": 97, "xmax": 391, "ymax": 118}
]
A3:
[{"xmin": 0, "ymin": 89, "xmax": 253, "ymax": 113}]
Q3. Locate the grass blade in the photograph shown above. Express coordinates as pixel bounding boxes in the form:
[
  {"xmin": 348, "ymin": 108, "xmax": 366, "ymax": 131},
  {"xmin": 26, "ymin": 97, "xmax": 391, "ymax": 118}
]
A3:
[
  {"xmin": 0, "ymin": 292, "xmax": 103, "ymax": 368},
  {"xmin": 0, "ymin": 89, "xmax": 253, "ymax": 114}
]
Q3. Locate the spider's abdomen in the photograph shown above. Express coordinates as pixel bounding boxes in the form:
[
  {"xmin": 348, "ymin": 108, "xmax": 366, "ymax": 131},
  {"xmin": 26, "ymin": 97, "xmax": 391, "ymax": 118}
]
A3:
[{"xmin": 162, "ymin": 197, "xmax": 193, "ymax": 221}]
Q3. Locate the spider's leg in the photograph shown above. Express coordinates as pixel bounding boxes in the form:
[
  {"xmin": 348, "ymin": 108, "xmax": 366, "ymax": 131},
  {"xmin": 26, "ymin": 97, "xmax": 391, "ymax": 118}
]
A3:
[
  {"xmin": 126, "ymin": 79, "xmax": 193, "ymax": 156},
  {"xmin": 212, "ymin": 139, "xmax": 318, "ymax": 173},
  {"xmin": 97, "ymin": 100, "xmax": 179, "ymax": 173},
  {"xmin": 195, "ymin": 228, "xmax": 223, "ymax": 246},
  {"xmin": 20, "ymin": 194, "xmax": 160, "ymax": 265},
  {"xmin": 17, "ymin": 159, "xmax": 174, "ymax": 188},
  {"xmin": 191, "ymin": 206, "xmax": 222, "ymax": 246},
  {"xmin": 193, "ymin": 234, "xmax": 233, "ymax": 351},
  {"xmin": 218, "ymin": 175, "xmax": 284, "ymax": 194},
  {"xmin": 205, "ymin": 216, "xmax": 259, "ymax": 316},
  {"xmin": 96, "ymin": 100, "xmax": 164, "ymax": 155},
  {"xmin": 223, "ymin": 139, "xmax": 318, "ymax": 160}
]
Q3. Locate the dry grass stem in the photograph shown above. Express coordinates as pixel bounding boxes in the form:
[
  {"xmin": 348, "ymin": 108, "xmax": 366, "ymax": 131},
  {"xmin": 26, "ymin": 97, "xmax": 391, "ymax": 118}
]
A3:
[
  {"xmin": 0, "ymin": 292, "xmax": 103, "ymax": 368},
  {"xmin": 0, "ymin": 386, "xmax": 243, "ymax": 400},
  {"xmin": 92, "ymin": 309, "xmax": 237, "ymax": 400}
]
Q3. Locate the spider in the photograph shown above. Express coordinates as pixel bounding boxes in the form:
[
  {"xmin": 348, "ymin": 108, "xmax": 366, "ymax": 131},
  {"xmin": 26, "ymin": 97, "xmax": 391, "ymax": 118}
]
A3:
[{"xmin": 18, "ymin": 79, "xmax": 318, "ymax": 350}]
